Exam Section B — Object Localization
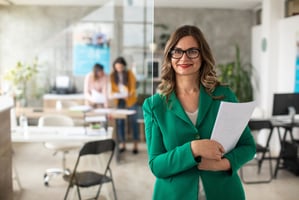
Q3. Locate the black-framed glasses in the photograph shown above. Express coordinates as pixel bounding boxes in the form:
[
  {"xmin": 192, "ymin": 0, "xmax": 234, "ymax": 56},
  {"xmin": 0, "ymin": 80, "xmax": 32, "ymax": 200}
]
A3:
[{"xmin": 170, "ymin": 48, "xmax": 200, "ymax": 59}]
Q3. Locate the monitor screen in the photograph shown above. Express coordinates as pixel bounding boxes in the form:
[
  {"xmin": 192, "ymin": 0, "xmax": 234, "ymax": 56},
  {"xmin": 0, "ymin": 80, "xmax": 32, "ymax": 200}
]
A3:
[
  {"xmin": 272, "ymin": 93, "xmax": 299, "ymax": 116},
  {"xmin": 56, "ymin": 76, "xmax": 70, "ymax": 89}
]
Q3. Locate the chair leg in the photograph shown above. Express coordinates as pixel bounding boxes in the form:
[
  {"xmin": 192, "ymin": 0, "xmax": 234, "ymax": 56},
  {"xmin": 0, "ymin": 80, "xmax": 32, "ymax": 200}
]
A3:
[
  {"xmin": 109, "ymin": 169, "xmax": 118, "ymax": 200},
  {"xmin": 64, "ymin": 184, "xmax": 71, "ymax": 200},
  {"xmin": 241, "ymin": 151, "xmax": 273, "ymax": 184},
  {"xmin": 94, "ymin": 181, "xmax": 117, "ymax": 200},
  {"xmin": 44, "ymin": 168, "xmax": 65, "ymax": 186},
  {"xmin": 93, "ymin": 169, "xmax": 118, "ymax": 200},
  {"xmin": 111, "ymin": 179, "xmax": 118, "ymax": 200},
  {"xmin": 95, "ymin": 184, "xmax": 104, "ymax": 200},
  {"xmin": 76, "ymin": 185, "xmax": 82, "ymax": 200},
  {"xmin": 268, "ymin": 151, "xmax": 273, "ymax": 180},
  {"xmin": 44, "ymin": 151, "xmax": 72, "ymax": 186}
]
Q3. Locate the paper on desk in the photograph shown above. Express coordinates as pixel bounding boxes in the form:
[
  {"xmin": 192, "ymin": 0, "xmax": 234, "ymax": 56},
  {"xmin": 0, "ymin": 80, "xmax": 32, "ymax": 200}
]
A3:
[
  {"xmin": 91, "ymin": 89, "xmax": 106, "ymax": 104},
  {"xmin": 110, "ymin": 84, "xmax": 128, "ymax": 99},
  {"xmin": 210, "ymin": 101, "xmax": 256, "ymax": 153}
]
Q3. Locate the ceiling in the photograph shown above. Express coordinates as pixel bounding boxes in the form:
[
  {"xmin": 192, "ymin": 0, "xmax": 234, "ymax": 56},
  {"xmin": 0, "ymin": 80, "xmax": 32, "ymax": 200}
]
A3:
[
  {"xmin": 0, "ymin": 0, "xmax": 110, "ymax": 6},
  {"xmin": 155, "ymin": 0, "xmax": 262, "ymax": 10},
  {"xmin": 0, "ymin": 0, "xmax": 262, "ymax": 10}
]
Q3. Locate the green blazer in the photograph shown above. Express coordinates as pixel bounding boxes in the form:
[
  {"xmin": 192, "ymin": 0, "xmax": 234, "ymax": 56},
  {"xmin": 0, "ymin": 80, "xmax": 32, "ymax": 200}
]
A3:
[{"xmin": 142, "ymin": 85, "xmax": 256, "ymax": 200}]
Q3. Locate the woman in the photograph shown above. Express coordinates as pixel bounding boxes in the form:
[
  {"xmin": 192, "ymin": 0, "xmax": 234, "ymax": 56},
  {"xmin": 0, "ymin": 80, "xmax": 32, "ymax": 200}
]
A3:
[
  {"xmin": 110, "ymin": 57, "xmax": 139, "ymax": 154},
  {"xmin": 84, "ymin": 63, "xmax": 108, "ymax": 108},
  {"xmin": 142, "ymin": 25, "xmax": 256, "ymax": 200}
]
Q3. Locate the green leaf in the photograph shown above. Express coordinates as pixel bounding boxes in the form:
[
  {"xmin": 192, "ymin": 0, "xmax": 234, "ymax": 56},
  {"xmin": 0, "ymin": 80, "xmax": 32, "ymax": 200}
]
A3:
[{"xmin": 217, "ymin": 44, "xmax": 256, "ymax": 102}]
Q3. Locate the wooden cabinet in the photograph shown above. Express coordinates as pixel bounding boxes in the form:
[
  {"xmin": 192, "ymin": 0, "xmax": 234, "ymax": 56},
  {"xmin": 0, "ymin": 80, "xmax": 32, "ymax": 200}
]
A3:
[{"xmin": 0, "ymin": 96, "xmax": 13, "ymax": 200}]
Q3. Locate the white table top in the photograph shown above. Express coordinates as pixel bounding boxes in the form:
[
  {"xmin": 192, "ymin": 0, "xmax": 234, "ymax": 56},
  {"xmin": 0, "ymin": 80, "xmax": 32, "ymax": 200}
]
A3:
[
  {"xmin": 0, "ymin": 96, "xmax": 13, "ymax": 112},
  {"xmin": 11, "ymin": 126, "xmax": 111, "ymax": 142},
  {"xmin": 69, "ymin": 106, "xmax": 136, "ymax": 115}
]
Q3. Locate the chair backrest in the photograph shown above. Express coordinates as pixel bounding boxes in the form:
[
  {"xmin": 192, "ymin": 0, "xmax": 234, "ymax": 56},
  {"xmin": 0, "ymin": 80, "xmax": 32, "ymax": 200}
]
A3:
[
  {"xmin": 248, "ymin": 120, "xmax": 273, "ymax": 149},
  {"xmin": 248, "ymin": 120, "xmax": 272, "ymax": 131},
  {"xmin": 38, "ymin": 114, "xmax": 74, "ymax": 127},
  {"xmin": 79, "ymin": 139, "xmax": 115, "ymax": 157}
]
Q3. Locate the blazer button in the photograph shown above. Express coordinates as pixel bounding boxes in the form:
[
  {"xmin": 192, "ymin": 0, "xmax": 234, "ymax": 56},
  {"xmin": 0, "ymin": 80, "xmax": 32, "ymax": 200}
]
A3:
[{"xmin": 195, "ymin": 134, "xmax": 200, "ymax": 139}]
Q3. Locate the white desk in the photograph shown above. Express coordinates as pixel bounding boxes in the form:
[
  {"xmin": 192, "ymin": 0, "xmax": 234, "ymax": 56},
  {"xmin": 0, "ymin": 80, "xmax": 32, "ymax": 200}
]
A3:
[
  {"xmin": 14, "ymin": 107, "xmax": 136, "ymax": 162},
  {"xmin": 11, "ymin": 126, "xmax": 111, "ymax": 143},
  {"xmin": 15, "ymin": 107, "xmax": 136, "ymax": 121}
]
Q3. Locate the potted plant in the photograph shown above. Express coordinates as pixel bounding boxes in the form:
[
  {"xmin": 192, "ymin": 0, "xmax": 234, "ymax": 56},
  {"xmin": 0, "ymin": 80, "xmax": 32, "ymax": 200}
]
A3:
[
  {"xmin": 4, "ymin": 58, "xmax": 38, "ymax": 107},
  {"xmin": 154, "ymin": 24, "xmax": 171, "ymax": 50},
  {"xmin": 217, "ymin": 45, "xmax": 256, "ymax": 102}
]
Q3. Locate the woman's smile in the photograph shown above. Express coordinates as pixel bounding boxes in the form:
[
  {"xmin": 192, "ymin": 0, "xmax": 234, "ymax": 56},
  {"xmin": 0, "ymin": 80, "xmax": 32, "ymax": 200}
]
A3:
[{"xmin": 178, "ymin": 63, "xmax": 193, "ymax": 68}]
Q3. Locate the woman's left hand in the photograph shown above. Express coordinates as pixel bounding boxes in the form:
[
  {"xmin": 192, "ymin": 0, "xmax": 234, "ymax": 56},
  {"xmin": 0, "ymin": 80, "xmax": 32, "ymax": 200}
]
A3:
[{"xmin": 197, "ymin": 158, "xmax": 231, "ymax": 171}]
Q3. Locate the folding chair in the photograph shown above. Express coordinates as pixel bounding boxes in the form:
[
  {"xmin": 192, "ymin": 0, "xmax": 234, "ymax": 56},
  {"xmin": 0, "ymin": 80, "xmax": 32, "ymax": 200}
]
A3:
[
  {"xmin": 64, "ymin": 139, "xmax": 117, "ymax": 200},
  {"xmin": 240, "ymin": 120, "xmax": 273, "ymax": 184}
]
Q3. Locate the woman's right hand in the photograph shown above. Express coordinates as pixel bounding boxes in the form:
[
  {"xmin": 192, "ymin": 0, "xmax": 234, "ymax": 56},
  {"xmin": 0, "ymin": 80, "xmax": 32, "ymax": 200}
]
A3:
[{"xmin": 191, "ymin": 139, "xmax": 225, "ymax": 161}]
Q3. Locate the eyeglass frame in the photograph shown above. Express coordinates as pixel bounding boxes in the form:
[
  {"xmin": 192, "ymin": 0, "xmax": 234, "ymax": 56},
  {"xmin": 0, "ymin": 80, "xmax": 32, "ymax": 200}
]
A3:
[{"xmin": 169, "ymin": 48, "xmax": 201, "ymax": 59}]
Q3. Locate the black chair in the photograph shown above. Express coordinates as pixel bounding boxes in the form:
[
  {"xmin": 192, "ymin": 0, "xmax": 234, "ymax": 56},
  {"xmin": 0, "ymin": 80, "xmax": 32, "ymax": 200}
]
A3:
[
  {"xmin": 240, "ymin": 120, "xmax": 273, "ymax": 184},
  {"xmin": 64, "ymin": 139, "xmax": 117, "ymax": 200}
]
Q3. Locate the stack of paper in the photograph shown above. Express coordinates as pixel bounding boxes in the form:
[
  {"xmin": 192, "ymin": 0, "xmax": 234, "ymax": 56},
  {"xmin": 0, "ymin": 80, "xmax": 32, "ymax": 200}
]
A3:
[{"xmin": 210, "ymin": 101, "xmax": 256, "ymax": 153}]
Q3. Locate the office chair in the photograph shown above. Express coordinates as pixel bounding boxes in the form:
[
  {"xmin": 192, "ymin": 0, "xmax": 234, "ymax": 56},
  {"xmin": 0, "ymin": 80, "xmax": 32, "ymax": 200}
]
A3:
[
  {"xmin": 38, "ymin": 114, "xmax": 82, "ymax": 186},
  {"xmin": 240, "ymin": 120, "xmax": 273, "ymax": 184},
  {"xmin": 64, "ymin": 139, "xmax": 117, "ymax": 200}
]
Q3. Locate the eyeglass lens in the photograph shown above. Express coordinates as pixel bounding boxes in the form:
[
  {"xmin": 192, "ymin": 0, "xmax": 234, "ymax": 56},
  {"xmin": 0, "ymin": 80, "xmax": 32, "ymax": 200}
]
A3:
[{"xmin": 170, "ymin": 48, "xmax": 200, "ymax": 59}]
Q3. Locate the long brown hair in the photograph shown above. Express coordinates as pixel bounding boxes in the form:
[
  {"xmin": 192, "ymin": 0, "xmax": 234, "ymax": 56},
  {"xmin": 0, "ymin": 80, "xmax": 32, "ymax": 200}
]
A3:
[
  {"xmin": 111, "ymin": 56, "xmax": 128, "ymax": 86},
  {"xmin": 158, "ymin": 25, "xmax": 220, "ymax": 100},
  {"xmin": 92, "ymin": 63, "xmax": 104, "ymax": 81}
]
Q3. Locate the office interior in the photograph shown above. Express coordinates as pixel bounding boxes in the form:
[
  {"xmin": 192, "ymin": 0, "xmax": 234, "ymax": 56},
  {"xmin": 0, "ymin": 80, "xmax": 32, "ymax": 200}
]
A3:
[{"xmin": 1, "ymin": 0, "xmax": 299, "ymax": 199}]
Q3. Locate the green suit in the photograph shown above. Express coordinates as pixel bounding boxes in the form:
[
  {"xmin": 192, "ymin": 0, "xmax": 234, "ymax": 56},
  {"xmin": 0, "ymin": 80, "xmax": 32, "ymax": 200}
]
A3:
[{"xmin": 142, "ymin": 85, "xmax": 256, "ymax": 200}]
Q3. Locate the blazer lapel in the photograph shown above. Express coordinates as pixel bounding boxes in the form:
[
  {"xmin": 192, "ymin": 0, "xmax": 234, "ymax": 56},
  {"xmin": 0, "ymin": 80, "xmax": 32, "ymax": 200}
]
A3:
[
  {"xmin": 168, "ymin": 92, "xmax": 192, "ymax": 125},
  {"xmin": 196, "ymin": 85, "xmax": 213, "ymax": 126}
]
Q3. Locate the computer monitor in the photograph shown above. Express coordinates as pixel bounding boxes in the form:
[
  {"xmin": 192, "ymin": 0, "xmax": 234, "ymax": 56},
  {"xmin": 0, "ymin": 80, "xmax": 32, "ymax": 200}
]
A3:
[
  {"xmin": 272, "ymin": 93, "xmax": 299, "ymax": 116},
  {"xmin": 54, "ymin": 75, "xmax": 72, "ymax": 94},
  {"xmin": 56, "ymin": 76, "xmax": 70, "ymax": 89}
]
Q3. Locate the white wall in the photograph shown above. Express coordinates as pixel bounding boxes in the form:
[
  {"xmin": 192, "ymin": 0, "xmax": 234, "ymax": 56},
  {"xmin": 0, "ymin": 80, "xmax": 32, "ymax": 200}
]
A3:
[
  {"xmin": 155, "ymin": 7, "xmax": 254, "ymax": 65},
  {"xmin": 277, "ymin": 15, "xmax": 299, "ymax": 92},
  {"xmin": 252, "ymin": 17, "xmax": 299, "ymax": 116},
  {"xmin": 252, "ymin": 15, "xmax": 299, "ymax": 155},
  {"xmin": 251, "ymin": 25, "xmax": 262, "ymax": 109}
]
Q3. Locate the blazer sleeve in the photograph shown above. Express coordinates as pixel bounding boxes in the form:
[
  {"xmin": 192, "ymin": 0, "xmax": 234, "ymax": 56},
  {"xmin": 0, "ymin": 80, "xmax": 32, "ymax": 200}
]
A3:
[
  {"xmin": 221, "ymin": 87, "xmax": 256, "ymax": 175},
  {"xmin": 143, "ymin": 97, "xmax": 198, "ymax": 179},
  {"xmin": 127, "ymin": 70, "xmax": 136, "ymax": 95}
]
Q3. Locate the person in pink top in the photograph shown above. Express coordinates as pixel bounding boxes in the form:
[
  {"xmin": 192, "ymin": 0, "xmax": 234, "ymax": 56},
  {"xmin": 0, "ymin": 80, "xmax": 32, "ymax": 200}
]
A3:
[{"xmin": 84, "ymin": 63, "xmax": 109, "ymax": 108}]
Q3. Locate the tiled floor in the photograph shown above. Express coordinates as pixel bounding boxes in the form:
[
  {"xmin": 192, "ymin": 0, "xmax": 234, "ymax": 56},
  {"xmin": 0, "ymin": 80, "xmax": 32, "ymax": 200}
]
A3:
[{"xmin": 12, "ymin": 142, "xmax": 299, "ymax": 200}]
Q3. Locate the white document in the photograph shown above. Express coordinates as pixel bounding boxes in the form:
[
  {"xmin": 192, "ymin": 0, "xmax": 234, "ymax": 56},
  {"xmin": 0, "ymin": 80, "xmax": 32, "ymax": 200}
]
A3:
[
  {"xmin": 69, "ymin": 105, "xmax": 92, "ymax": 112},
  {"xmin": 110, "ymin": 84, "xmax": 128, "ymax": 99},
  {"xmin": 210, "ymin": 101, "xmax": 256, "ymax": 153},
  {"xmin": 111, "ymin": 92, "xmax": 128, "ymax": 99},
  {"xmin": 91, "ymin": 89, "xmax": 106, "ymax": 104}
]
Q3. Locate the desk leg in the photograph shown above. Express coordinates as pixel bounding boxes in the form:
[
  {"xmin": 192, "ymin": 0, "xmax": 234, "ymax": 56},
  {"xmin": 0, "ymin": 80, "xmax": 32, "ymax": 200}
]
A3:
[
  {"xmin": 112, "ymin": 118, "xmax": 120, "ymax": 163},
  {"xmin": 274, "ymin": 127, "xmax": 289, "ymax": 178},
  {"xmin": 113, "ymin": 116, "xmax": 129, "ymax": 163}
]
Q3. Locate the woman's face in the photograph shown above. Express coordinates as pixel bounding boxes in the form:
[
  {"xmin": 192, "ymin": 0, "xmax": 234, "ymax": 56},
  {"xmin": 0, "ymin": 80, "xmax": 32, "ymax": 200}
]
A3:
[
  {"xmin": 96, "ymin": 70, "xmax": 104, "ymax": 77},
  {"xmin": 170, "ymin": 35, "xmax": 202, "ymax": 77},
  {"xmin": 114, "ymin": 63, "xmax": 125, "ymax": 73}
]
